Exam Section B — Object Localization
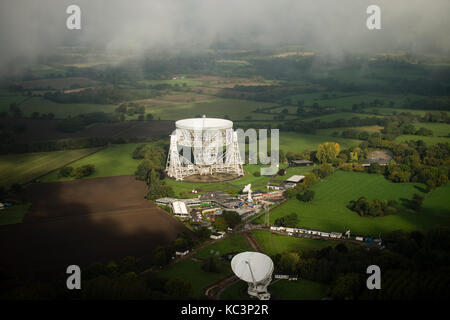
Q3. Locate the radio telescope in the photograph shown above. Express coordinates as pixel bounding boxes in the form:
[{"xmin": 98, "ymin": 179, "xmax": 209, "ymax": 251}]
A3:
[
  {"xmin": 166, "ymin": 116, "xmax": 244, "ymax": 181},
  {"xmin": 231, "ymin": 251, "xmax": 274, "ymax": 300},
  {"xmin": 243, "ymin": 184, "xmax": 252, "ymax": 202}
]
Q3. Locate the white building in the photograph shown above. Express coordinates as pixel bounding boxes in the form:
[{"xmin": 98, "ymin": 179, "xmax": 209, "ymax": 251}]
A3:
[
  {"xmin": 285, "ymin": 175, "xmax": 305, "ymax": 183},
  {"xmin": 172, "ymin": 201, "xmax": 189, "ymax": 217}
]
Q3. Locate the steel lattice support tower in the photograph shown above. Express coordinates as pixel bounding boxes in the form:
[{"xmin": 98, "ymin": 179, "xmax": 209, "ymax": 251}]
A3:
[{"xmin": 166, "ymin": 117, "xmax": 244, "ymax": 181}]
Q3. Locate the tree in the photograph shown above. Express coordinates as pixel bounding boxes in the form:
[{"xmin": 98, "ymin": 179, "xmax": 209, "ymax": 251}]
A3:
[
  {"xmin": 152, "ymin": 246, "xmax": 171, "ymax": 267},
  {"xmin": 146, "ymin": 113, "xmax": 154, "ymax": 120},
  {"xmin": 174, "ymin": 237, "xmax": 189, "ymax": 251},
  {"xmin": 194, "ymin": 226, "xmax": 211, "ymax": 240},
  {"xmin": 214, "ymin": 216, "xmax": 228, "ymax": 231},
  {"xmin": 409, "ymin": 194, "xmax": 424, "ymax": 211},
  {"xmin": 331, "ymin": 273, "xmax": 361, "ymax": 300},
  {"xmin": 297, "ymin": 190, "xmax": 315, "ymax": 202},
  {"xmin": 278, "ymin": 252, "xmax": 300, "ymax": 274},
  {"xmin": 164, "ymin": 279, "xmax": 192, "ymax": 299},
  {"xmin": 135, "ymin": 159, "xmax": 153, "ymax": 180},
  {"xmin": 274, "ymin": 213, "xmax": 298, "ymax": 227},
  {"xmin": 58, "ymin": 166, "xmax": 74, "ymax": 178},
  {"xmin": 303, "ymin": 172, "xmax": 319, "ymax": 188},
  {"xmin": 222, "ymin": 211, "xmax": 241, "ymax": 229},
  {"xmin": 73, "ymin": 164, "xmax": 95, "ymax": 179},
  {"xmin": 316, "ymin": 142, "xmax": 340, "ymax": 163}
]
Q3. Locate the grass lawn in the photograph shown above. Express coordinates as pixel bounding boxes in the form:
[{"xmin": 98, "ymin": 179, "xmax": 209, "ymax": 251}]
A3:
[
  {"xmin": 219, "ymin": 280, "xmax": 251, "ymax": 300},
  {"xmin": 0, "ymin": 204, "xmax": 30, "ymax": 226},
  {"xmin": 158, "ymin": 258, "xmax": 231, "ymax": 299},
  {"xmin": 251, "ymin": 230, "xmax": 341, "ymax": 256},
  {"xmin": 0, "ymin": 148, "xmax": 100, "ymax": 187},
  {"xmin": 220, "ymin": 271, "xmax": 328, "ymax": 300},
  {"xmin": 269, "ymin": 279, "xmax": 328, "ymax": 300},
  {"xmin": 270, "ymin": 171, "xmax": 449, "ymax": 236},
  {"xmin": 41, "ymin": 143, "xmax": 145, "ymax": 182},
  {"xmin": 165, "ymin": 164, "xmax": 273, "ymax": 197},
  {"xmin": 420, "ymin": 184, "xmax": 450, "ymax": 218},
  {"xmin": 194, "ymin": 234, "xmax": 251, "ymax": 259}
]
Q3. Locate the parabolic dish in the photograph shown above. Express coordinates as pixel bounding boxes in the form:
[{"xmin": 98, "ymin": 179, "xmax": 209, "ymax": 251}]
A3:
[
  {"xmin": 231, "ymin": 252, "xmax": 274, "ymax": 283},
  {"xmin": 176, "ymin": 117, "xmax": 233, "ymax": 131}
]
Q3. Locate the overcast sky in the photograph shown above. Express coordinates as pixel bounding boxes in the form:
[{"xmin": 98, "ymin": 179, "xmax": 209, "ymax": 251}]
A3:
[{"xmin": 0, "ymin": 0, "xmax": 449, "ymax": 72}]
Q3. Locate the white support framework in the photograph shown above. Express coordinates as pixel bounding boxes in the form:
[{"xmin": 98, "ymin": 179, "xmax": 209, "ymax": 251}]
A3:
[{"xmin": 166, "ymin": 117, "xmax": 244, "ymax": 181}]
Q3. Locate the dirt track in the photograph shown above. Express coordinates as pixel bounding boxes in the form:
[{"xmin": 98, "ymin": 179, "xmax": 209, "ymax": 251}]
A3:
[{"xmin": 0, "ymin": 175, "xmax": 189, "ymax": 279}]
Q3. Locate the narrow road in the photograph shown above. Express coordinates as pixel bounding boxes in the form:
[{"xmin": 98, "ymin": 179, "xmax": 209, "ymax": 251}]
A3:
[
  {"xmin": 242, "ymin": 231, "xmax": 262, "ymax": 252},
  {"xmin": 206, "ymin": 229, "xmax": 263, "ymax": 300}
]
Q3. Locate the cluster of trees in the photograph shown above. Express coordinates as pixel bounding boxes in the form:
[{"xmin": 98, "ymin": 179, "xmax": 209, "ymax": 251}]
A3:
[
  {"xmin": 352, "ymin": 99, "xmax": 390, "ymax": 112},
  {"xmin": 58, "ymin": 164, "xmax": 95, "ymax": 179},
  {"xmin": 280, "ymin": 116, "xmax": 383, "ymax": 135},
  {"xmin": 214, "ymin": 211, "xmax": 242, "ymax": 231},
  {"xmin": 56, "ymin": 112, "xmax": 119, "ymax": 133},
  {"xmin": 115, "ymin": 102, "xmax": 154, "ymax": 121},
  {"xmin": 316, "ymin": 142, "xmax": 340, "ymax": 164},
  {"xmin": 340, "ymin": 135, "xmax": 449, "ymax": 192},
  {"xmin": 274, "ymin": 212, "xmax": 299, "ymax": 227},
  {"xmin": 270, "ymin": 227, "xmax": 450, "ymax": 300},
  {"xmin": 347, "ymin": 197, "xmax": 398, "ymax": 217},
  {"xmin": 133, "ymin": 144, "xmax": 174, "ymax": 200},
  {"xmin": 296, "ymin": 190, "xmax": 315, "ymax": 202},
  {"xmin": 44, "ymin": 87, "xmax": 125, "ymax": 104},
  {"xmin": 385, "ymin": 141, "xmax": 449, "ymax": 190},
  {"xmin": 1, "ymin": 255, "xmax": 193, "ymax": 299},
  {"xmin": 337, "ymin": 129, "xmax": 370, "ymax": 140},
  {"xmin": 134, "ymin": 144, "xmax": 167, "ymax": 180},
  {"xmin": 422, "ymin": 111, "xmax": 449, "ymax": 123}
]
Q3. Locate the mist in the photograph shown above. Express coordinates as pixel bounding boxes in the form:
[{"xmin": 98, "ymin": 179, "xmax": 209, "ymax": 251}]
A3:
[{"xmin": 0, "ymin": 0, "xmax": 449, "ymax": 74}]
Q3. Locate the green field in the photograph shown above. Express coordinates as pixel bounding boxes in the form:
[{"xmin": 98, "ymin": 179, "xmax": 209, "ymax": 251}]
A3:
[
  {"xmin": 41, "ymin": 143, "xmax": 144, "ymax": 182},
  {"xmin": 12, "ymin": 97, "xmax": 118, "ymax": 118},
  {"xmin": 145, "ymin": 98, "xmax": 284, "ymax": 121},
  {"xmin": 420, "ymin": 184, "xmax": 450, "ymax": 218},
  {"xmin": 270, "ymin": 171, "xmax": 450, "ymax": 236},
  {"xmin": 394, "ymin": 135, "xmax": 450, "ymax": 145},
  {"xmin": 157, "ymin": 258, "xmax": 231, "ymax": 299},
  {"xmin": 194, "ymin": 234, "xmax": 251, "ymax": 259},
  {"xmin": 275, "ymin": 131, "xmax": 361, "ymax": 153},
  {"xmin": 316, "ymin": 125, "xmax": 383, "ymax": 137},
  {"xmin": 269, "ymin": 279, "xmax": 328, "ymax": 300},
  {"xmin": 0, "ymin": 148, "xmax": 100, "ymax": 187},
  {"xmin": 301, "ymin": 112, "xmax": 383, "ymax": 123},
  {"xmin": 0, "ymin": 204, "xmax": 30, "ymax": 226},
  {"xmin": 412, "ymin": 122, "xmax": 450, "ymax": 137},
  {"xmin": 251, "ymin": 230, "xmax": 341, "ymax": 256}
]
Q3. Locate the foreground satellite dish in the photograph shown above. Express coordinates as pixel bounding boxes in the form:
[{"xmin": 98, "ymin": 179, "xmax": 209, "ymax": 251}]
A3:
[{"xmin": 231, "ymin": 252, "xmax": 273, "ymax": 300}]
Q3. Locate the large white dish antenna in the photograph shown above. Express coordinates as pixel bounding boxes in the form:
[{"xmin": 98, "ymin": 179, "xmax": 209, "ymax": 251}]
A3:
[
  {"xmin": 243, "ymin": 184, "xmax": 252, "ymax": 193},
  {"xmin": 231, "ymin": 252, "xmax": 274, "ymax": 284},
  {"xmin": 176, "ymin": 117, "xmax": 233, "ymax": 131}
]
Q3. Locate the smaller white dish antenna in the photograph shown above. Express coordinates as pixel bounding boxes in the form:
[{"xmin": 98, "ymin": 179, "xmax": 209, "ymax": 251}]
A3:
[
  {"xmin": 231, "ymin": 252, "xmax": 274, "ymax": 300},
  {"xmin": 243, "ymin": 184, "xmax": 252, "ymax": 202}
]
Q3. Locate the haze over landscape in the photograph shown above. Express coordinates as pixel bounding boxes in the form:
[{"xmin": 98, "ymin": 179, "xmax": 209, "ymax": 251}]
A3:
[{"xmin": 1, "ymin": 0, "xmax": 450, "ymax": 74}]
